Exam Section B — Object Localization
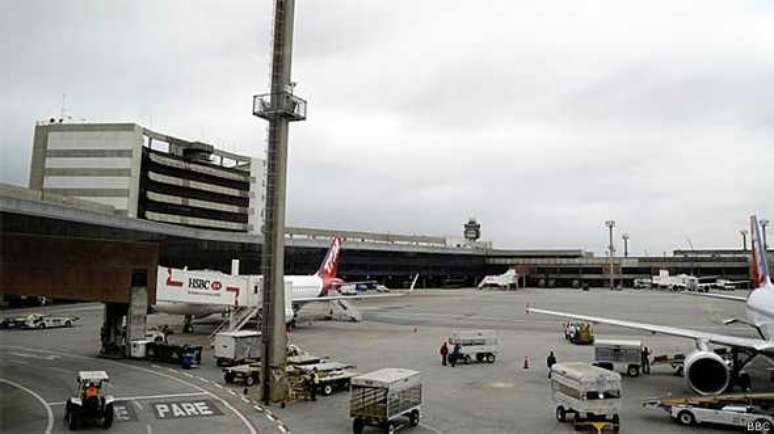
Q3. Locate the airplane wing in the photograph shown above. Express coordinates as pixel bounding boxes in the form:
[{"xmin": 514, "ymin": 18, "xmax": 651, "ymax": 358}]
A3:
[
  {"xmin": 294, "ymin": 274, "xmax": 419, "ymax": 304},
  {"xmin": 526, "ymin": 307, "xmax": 774, "ymax": 352},
  {"xmin": 682, "ymin": 292, "xmax": 748, "ymax": 303}
]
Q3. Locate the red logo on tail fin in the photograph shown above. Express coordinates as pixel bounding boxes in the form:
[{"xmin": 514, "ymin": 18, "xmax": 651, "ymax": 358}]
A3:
[{"xmin": 318, "ymin": 237, "xmax": 343, "ymax": 279}]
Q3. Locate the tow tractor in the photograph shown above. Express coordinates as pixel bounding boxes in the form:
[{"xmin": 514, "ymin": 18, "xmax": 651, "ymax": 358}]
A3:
[
  {"xmin": 643, "ymin": 393, "xmax": 774, "ymax": 433},
  {"xmin": 65, "ymin": 371, "xmax": 115, "ymax": 430}
]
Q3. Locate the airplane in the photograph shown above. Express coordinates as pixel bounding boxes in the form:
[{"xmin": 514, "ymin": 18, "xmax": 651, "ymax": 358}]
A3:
[
  {"xmin": 528, "ymin": 215, "xmax": 774, "ymax": 396},
  {"xmin": 155, "ymin": 237, "xmax": 417, "ymax": 331},
  {"xmin": 478, "ymin": 268, "xmax": 520, "ymax": 290}
]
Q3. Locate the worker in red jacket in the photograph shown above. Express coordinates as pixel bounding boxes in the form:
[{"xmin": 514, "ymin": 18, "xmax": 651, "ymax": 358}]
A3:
[{"xmin": 440, "ymin": 342, "xmax": 449, "ymax": 366}]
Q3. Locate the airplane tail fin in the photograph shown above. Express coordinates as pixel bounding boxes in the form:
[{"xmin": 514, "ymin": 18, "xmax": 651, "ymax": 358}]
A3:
[
  {"xmin": 317, "ymin": 237, "xmax": 343, "ymax": 279},
  {"xmin": 750, "ymin": 215, "xmax": 772, "ymax": 289}
]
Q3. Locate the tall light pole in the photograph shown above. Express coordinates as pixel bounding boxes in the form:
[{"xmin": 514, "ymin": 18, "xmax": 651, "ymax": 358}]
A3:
[
  {"xmin": 252, "ymin": 0, "xmax": 307, "ymax": 404},
  {"xmin": 762, "ymin": 219, "xmax": 770, "ymax": 250},
  {"xmin": 622, "ymin": 233, "xmax": 630, "ymax": 258},
  {"xmin": 605, "ymin": 220, "xmax": 616, "ymax": 289},
  {"xmin": 740, "ymin": 229, "xmax": 749, "ymax": 252}
]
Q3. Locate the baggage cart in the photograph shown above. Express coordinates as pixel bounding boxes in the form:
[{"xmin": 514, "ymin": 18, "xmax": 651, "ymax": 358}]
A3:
[
  {"xmin": 643, "ymin": 393, "xmax": 774, "ymax": 432},
  {"xmin": 294, "ymin": 361, "xmax": 358, "ymax": 396},
  {"xmin": 593, "ymin": 339, "xmax": 643, "ymax": 377},
  {"xmin": 551, "ymin": 363, "xmax": 621, "ymax": 432},
  {"xmin": 214, "ymin": 330, "xmax": 261, "ymax": 366},
  {"xmin": 350, "ymin": 368, "xmax": 422, "ymax": 434},
  {"xmin": 448, "ymin": 329, "xmax": 500, "ymax": 364}
]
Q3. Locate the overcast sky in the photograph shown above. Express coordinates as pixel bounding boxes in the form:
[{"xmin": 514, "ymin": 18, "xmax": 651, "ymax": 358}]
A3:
[{"xmin": 1, "ymin": 1, "xmax": 773, "ymax": 255}]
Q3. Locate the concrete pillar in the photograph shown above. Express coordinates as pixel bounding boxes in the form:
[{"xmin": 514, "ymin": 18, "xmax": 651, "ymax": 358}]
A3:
[
  {"xmin": 100, "ymin": 303, "xmax": 128, "ymax": 358},
  {"xmin": 126, "ymin": 271, "xmax": 148, "ymax": 352}
]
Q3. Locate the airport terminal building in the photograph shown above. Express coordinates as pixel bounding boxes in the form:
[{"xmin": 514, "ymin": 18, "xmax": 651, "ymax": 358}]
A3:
[{"xmin": 28, "ymin": 122, "xmax": 265, "ymax": 233}]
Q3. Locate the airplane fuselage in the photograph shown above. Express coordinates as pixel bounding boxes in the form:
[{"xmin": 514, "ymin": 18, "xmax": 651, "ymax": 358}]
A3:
[{"xmin": 155, "ymin": 274, "xmax": 326, "ymax": 319}]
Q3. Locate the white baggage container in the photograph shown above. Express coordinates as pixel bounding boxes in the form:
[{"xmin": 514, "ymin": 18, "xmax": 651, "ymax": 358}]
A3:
[
  {"xmin": 350, "ymin": 368, "xmax": 422, "ymax": 433},
  {"xmin": 550, "ymin": 362, "xmax": 622, "ymax": 428},
  {"xmin": 448, "ymin": 329, "xmax": 500, "ymax": 363},
  {"xmin": 594, "ymin": 339, "xmax": 643, "ymax": 377},
  {"xmin": 129, "ymin": 339, "xmax": 152, "ymax": 359},
  {"xmin": 214, "ymin": 330, "xmax": 261, "ymax": 366}
]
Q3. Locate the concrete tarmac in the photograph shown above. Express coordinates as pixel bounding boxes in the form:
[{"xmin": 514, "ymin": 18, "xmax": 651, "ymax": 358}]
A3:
[{"xmin": 1, "ymin": 288, "xmax": 768, "ymax": 433}]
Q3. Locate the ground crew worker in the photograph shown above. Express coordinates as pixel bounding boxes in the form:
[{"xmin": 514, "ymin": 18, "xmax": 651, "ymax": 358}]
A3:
[
  {"xmin": 547, "ymin": 351, "xmax": 557, "ymax": 378},
  {"xmin": 309, "ymin": 368, "xmax": 320, "ymax": 401},
  {"xmin": 450, "ymin": 343, "xmax": 462, "ymax": 368},
  {"xmin": 642, "ymin": 346, "xmax": 651, "ymax": 374},
  {"xmin": 440, "ymin": 342, "xmax": 449, "ymax": 366}
]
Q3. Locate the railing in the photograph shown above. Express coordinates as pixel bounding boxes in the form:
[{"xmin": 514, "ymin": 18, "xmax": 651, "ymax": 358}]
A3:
[{"xmin": 252, "ymin": 92, "xmax": 307, "ymax": 121}]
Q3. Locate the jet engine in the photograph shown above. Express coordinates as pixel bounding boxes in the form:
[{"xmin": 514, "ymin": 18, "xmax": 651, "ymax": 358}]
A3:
[{"xmin": 684, "ymin": 350, "xmax": 731, "ymax": 395}]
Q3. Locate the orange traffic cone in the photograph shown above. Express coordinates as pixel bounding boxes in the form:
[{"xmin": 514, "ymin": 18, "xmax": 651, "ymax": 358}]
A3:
[{"xmin": 523, "ymin": 356, "xmax": 529, "ymax": 369}]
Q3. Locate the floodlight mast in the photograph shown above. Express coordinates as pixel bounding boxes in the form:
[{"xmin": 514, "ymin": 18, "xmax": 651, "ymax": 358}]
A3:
[
  {"xmin": 252, "ymin": 0, "xmax": 306, "ymax": 404},
  {"xmin": 605, "ymin": 220, "xmax": 616, "ymax": 289}
]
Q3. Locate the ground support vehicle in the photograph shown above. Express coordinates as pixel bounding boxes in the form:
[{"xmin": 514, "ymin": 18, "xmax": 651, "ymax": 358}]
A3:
[
  {"xmin": 223, "ymin": 350, "xmax": 332, "ymax": 387},
  {"xmin": 146, "ymin": 342, "xmax": 202, "ymax": 365},
  {"xmin": 593, "ymin": 339, "xmax": 643, "ymax": 377},
  {"xmin": 1, "ymin": 313, "xmax": 78, "ymax": 329},
  {"xmin": 643, "ymin": 393, "xmax": 774, "ymax": 433},
  {"xmin": 293, "ymin": 361, "xmax": 358, "ymax": 396},
  {"xmin": 214, "ymin": 330, "xmax": 261, "ymax": 366},
  {"xmin": 350, "ymin": 368, "xmax": 422, "ymax": 434},
  {"xmin": 565, "ymin": 321, "xmax": 594, "ymax": 345},
  {"xmin": 550, "ymin": 363, "xmax": 621, "ymax": 432},
  {"xmin": 223, "ymin": 362, "xmax": 262, "ymax": 386},
  {"xmin": 651, "ymin": 353, "xmax": 686, "ymax": 375},
  {"xmin": 65, "ymin": 371, "xmax": 115, "ymax": 430},
  {"xmin": 448, "ymin": 329, "xmax": 500, "ymax": 364}
]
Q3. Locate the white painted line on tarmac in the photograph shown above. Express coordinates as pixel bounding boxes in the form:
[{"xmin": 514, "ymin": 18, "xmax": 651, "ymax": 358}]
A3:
[
  {"xmin": 0, "ymin": 378, "xmax": 53, "ymax": 434},
  {"xmin": 3, "ymin": 345, "xmax": 258, "ymax": 434},
  {"xmin": 266, "ymin": 413, "xmax": 275, "ymax": 422},
  {"xmin": 240, "ymin": 396, "xmax": 250, "ymax": 403},
  {"xmin": 182, "ymin": 372, "xmax": 194, "ymax": 378},
  {"xmin": 146, "ymin": 423, "xmax": 153, "ymax": 434},
  {"xmin": 48, "ymin": 391, "xmax": 208, "ymax": 406},
  {"xmin": 133, "ymin": 400, "xmax": 143, "ymax": 411},
  {"xmin": 214, "ymin": 383, "xmax": 225, "ymax": 389},
  {"xmin": 253, "ymin": 405, "xmax": 264, "ymax": 412},
  {"xmin": 228, "ymin": 389, "xmax": 238, "ymax": 396},
  {"xmin": 278, "ymin": 425, "xmax": 287, "ymax": 433}
]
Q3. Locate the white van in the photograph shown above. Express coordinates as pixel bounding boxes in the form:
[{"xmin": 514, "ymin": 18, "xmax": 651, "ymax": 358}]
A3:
[{"xmin": 550, "ymin": 362, "xmax": 622, "ymax": 428}]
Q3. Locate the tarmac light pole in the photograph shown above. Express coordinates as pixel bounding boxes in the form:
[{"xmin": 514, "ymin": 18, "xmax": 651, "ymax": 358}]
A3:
[
  {"xmin": 605, "ymin": 220, "xmax": 616, "ymax": 289},
  {"xmin": 252, "ymin": 0, "xmax": 306, "ymax": 404},
  {"xmin": 761, "ymin": 219, "xmax": 770, "ymax": 250},
  {"xmin": 740, "ymin": 229, "xmax": 749, "ymax": 252}
]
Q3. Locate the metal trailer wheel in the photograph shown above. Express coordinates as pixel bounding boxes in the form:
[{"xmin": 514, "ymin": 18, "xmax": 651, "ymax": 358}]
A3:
[
  {"xmin": 556, "ymin": 406, "xmax": 566, "ymax": 422},
  {"xmin": 102, "ymin": 404, "xmax": 113, "ymax": 429},
  {"xmin": 65, "ymin": 320, "xmax": 72, "ymax": 328},
  {"xmin": 409, "ymin": 410, "xmax": 420, "ymax": 426},
  {"xmin": 68, "ymin": 410, "xmax": 78, "ymax": 430},
  {"xmin": 224, "ymin": 372, "xmax": 235, "ymax": 384},
  {"xmin": 323, "ymin": 384, "xmax": 333, "ymax": 396},
  {"xmin": 627, "ymin": 365, "xmax": 640, "ymax": 377},
  {"xmin": 486, "ymin": 353, "xmax": 496, "ymax": 363},
  {"xmin": 245, "ymin": 375, "xmax": 255, "ymax": 386},
  {"xmin": 677, "ymin": 411, "xmax": 695, "ymax": 426},
  {"xmin": 352, "ymin": 419, "xmax": 364, "ymax": 434},
  {"xmin": 385, "ymin": 422, "xmax": 395, "ymax": 434}
]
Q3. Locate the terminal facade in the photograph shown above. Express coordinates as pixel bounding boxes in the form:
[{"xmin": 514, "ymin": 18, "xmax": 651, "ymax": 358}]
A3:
[{"xmin": 29, "ymin": 122, "xmax": 265, "ymax": 233}]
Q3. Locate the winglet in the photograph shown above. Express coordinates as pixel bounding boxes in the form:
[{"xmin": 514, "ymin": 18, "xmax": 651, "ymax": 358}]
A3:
[
  {"xmin": 408, "ymin": 274, "xmax": 419, "ymax": 292},
  {"xmin": 750, "ymin": 215, "xmax": 772, "ymax": 289}
]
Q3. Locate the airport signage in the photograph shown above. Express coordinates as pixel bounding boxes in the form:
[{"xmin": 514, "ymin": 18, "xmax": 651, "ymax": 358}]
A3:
[
  {"xmin": 151, "ymin": 399, "xmax": 223, "ymax": 420},
  {"xmin": 157, "ymin": 266, "xmax": 253, "ymax": 306}
]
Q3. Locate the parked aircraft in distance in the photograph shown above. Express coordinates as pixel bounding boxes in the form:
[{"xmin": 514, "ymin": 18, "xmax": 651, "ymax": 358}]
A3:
[
  {"xmin": 478, "ymin": 268, "xmax": 519, "ymax": 290},
  {"xmin": 529, "ymin": 215, "xmax": 774, "ymax": 396}
]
